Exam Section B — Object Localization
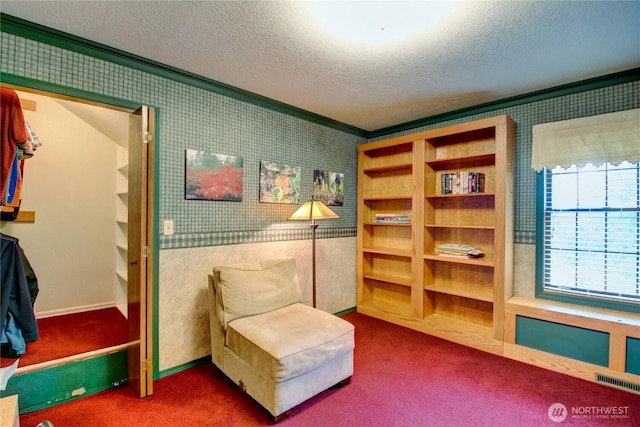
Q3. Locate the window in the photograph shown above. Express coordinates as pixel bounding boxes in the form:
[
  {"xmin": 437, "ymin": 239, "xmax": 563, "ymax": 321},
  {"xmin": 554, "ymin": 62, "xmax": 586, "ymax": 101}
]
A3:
[
  {"xmin": 532, "ymin": 108, "xmax": 640, "ymax": 313},
  {"xmin": 539, "ymin": 162, "xmax": 639, "ymax": 311}
]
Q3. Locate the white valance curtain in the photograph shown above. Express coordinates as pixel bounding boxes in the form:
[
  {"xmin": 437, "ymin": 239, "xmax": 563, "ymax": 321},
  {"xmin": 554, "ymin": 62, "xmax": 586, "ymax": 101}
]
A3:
[{"xmin": 531, "ymin": 108, "xmax": 640, "ymax": 171}]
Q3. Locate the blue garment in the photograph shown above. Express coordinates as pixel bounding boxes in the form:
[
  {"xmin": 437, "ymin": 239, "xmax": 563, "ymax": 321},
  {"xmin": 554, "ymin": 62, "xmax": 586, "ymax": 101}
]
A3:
[
  {"xmin": 3, "ymin": 152, "xmax": 19, "ymax": 204},
  {"xmin": 0, "ymin": 234, "xmax": 38, "ymax": 356},
  {"xmin": 0, "ymin": 312, "xmax": 26, "ymax": 357}
]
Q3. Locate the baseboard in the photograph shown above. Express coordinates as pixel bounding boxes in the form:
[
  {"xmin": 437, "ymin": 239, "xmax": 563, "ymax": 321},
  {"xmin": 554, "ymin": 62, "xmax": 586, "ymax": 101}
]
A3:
[
  {"xmin": 503, "ymin": 342, "xmax": 640, "ymax": 390},
  {"xmin": 157, "ymin": 356, "xmax": 210, "ymax": 379},
  {"xmin": 7, "ymin": 351, "xmax": 128, "ymax": 414},
  {"xmin": 35, "ymin": 302, "xmax": 119, "ymax": 319},
  {"xmin": 334, "ymin": 307, "xmax": 356, "ymax": 317}
]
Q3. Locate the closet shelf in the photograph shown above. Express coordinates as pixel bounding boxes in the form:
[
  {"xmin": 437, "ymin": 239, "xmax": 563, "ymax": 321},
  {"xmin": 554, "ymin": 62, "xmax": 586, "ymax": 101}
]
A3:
[
  {"xmin": 19, "ymin": 98, "xmax": 36, "ymax": 111},
  {"xmin": 116, "ymin": 269, "xmax": 127, "ymax": 281},
  {"xmin": 1, "ymin": 211, "xmax": 35, "ymax": 223}
]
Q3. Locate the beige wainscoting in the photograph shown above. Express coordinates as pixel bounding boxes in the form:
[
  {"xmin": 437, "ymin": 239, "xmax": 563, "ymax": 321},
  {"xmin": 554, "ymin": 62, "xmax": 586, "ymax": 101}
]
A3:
[{"xmin": 158, "ymin": 237, "xmax": 356, "ymax": 371}]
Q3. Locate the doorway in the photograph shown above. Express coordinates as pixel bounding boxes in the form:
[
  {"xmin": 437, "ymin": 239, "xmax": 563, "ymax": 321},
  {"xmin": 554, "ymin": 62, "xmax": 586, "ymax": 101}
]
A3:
[{"xmin": 0, "ymin": 84, "xmax": 154, "ymax": 406}]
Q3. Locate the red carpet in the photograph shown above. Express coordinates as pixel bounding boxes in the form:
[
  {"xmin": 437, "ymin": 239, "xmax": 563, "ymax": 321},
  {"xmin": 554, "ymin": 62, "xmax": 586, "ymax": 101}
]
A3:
[
  {"xmin": 19, "ymin": 312, "xmax": 639, "ymax": 426},
  {"xmin": 1, "ymin": 307, "xmax": 128, "ymax": 368}
]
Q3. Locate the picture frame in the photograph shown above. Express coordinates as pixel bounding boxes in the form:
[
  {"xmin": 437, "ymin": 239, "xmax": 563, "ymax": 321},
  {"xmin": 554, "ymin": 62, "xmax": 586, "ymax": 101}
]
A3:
[
  {"xmin": 259, "ymin": 161, "xmax": 301, "ymax": 204},
  {"xmin": 185, "ymin": 149, "xmax": 243, "ymax": 201},
  {"xmin": 313, "ymin": 169, "xmax": 344, "ymax": 206}
]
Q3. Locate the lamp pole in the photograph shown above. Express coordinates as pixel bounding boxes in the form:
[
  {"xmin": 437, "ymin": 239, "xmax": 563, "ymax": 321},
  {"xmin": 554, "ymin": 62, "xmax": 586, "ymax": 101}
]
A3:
[
  {"xmin": 311, "ymin": 219, "xmax": 319, "ymax": 308},
  {"xmin": 288, "ymin": 199, "xmax": 338, "ymax": 309}
]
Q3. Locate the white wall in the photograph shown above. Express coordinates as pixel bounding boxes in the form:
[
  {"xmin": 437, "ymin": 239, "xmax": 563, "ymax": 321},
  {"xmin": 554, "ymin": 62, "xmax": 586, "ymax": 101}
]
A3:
[{"xmin": 1, "ymin": 91, "xmax": 121, "ymax": 316}]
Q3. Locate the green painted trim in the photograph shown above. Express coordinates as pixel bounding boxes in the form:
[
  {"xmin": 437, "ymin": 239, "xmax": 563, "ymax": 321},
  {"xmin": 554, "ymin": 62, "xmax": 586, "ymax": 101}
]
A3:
[
  {"xmin": 6, "ymin": 351, "xmax": 128, "ymax": 414},
  {"xmin": 334, "ymin": 307, "xmax": 356, "ymax": 317},
  {"xmin": 534, "ymin": 171, "xmax": 640, "ymax": 314},
  {"xmin": 158, "ymin": 356, "xmax": 210, "ymax": 379},
  {"xmin": 152, "ymin": 108, "xmax": 161, "ymax": 380},
  {"xmin": 368, "ymin": 67, "xmax": 640, "ymax": 138},
  {"xmin": 1, "ymin": 13, "xmax": 368, "ymax": 138},
  {"xmin": 627, "ymin": 337, "xmax": 640, "ymax": 375},
  {"xmin": 516, "ymin": 316, "xmax": 609, "ymax": 367},
  {"xmin": 0, "ymin": 73, "xmax": 140, "ymax": 110},
  {"xmin": 535, "ymin": 170, "xmax": 546, "ymax": 298}
]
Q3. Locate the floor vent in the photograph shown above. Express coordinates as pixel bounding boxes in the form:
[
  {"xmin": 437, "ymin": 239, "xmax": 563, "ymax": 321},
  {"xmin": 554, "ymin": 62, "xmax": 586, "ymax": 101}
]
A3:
[{"xmin": 595, "ymin": 373, "xmax": 640, "ymax": 395}]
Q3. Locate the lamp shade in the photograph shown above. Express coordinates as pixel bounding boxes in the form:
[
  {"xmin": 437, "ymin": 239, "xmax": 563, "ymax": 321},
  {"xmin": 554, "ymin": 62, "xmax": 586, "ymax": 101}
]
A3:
[{"xmin": 288, "ymin": 200, "xmax": 339, "ymax": 221}]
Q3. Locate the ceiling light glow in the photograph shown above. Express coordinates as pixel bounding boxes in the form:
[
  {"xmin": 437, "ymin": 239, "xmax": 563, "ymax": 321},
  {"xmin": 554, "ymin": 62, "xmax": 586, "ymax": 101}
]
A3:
[{"xmin": 309, "ymin": 1, "xmax": 460, "ymax": 46}]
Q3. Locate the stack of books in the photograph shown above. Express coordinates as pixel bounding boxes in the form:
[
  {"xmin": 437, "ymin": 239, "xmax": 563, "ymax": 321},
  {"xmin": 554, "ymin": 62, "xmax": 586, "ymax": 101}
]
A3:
[
  {"xmin": 435, "ymin": 243, "xmax": 484, "ymax": 259},
  {"xmin": 374, "ymin": 213, "xmax": 410, "ymax": 224},
  {"xmin": 440, "ymin": 171, "xmax": 485, "ymax": 195}
]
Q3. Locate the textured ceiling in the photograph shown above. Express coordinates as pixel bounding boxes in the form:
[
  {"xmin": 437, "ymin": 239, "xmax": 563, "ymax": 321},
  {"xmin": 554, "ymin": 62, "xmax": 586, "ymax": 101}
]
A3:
[{"xmin": 2, "ymin": 1, "xmax": 639, "ymax": 131}]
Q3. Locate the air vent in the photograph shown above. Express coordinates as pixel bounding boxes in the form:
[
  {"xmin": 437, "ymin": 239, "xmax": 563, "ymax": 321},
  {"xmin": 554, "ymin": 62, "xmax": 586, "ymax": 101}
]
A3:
[{"xmin": 595, "ymin": 373, "xmax": 640, "ymax": 395}]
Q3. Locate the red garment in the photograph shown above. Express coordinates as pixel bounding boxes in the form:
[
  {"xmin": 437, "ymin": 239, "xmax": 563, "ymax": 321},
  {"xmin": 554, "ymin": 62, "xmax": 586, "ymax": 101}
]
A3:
[{"xmin": 1, "ymin": 88, "xmax": 28, "ymax": 202}]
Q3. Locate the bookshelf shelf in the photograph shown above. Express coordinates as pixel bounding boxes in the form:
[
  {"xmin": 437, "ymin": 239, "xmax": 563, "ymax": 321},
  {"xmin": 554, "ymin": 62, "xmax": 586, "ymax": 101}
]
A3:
[
  {"xmin": 425, "ymin": 193, "xmax": 495, "ymax": 200},
  {"xmin": 425, "ymin": 283, "xmax": 494, "ymax": 303},
  {"xmin": 424, "ymin": 254, "xmax": 494, "ymax": 267},
  {"xmin": 426, "ymin": 153, "xmax": 495, "ymax": 170},
  {"xmin": 364, "ymin": 223, "xmax": 412, "ymax": 227},
  {"xmin": 363, "ymin": 271, "xmax": 413, "ymax": 288},
  {"xmin": 362, "ymin": 247, "xmax": 413, "ymax": 258},
  {"xmin": 363, "ymin": 163, "xmax": 413, "ymax": 174}
]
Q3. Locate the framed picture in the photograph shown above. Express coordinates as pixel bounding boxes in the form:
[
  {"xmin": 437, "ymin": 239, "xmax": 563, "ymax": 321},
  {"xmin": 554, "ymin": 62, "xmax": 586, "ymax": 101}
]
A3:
[
  {"xmin": 313, "ymin": 170, "xmax": 344, "ymax": 206},
  {"xmin": 259, "ymin": 161, "xmax": 301, "ymax": 204},
  {"xmin": 185, "ymin": 149, "xmax": 243, "ymax": 201}
]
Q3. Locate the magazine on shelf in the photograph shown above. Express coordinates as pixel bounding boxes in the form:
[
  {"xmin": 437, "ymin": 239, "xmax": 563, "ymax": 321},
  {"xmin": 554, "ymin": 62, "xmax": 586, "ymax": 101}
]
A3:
[
  {"xmin": 435, "ymin": 243, "xmax": 484, "ymax": 258},
  {"xmin": 374, "ymin": 213, "xmax": 410, "ymax": 223}
]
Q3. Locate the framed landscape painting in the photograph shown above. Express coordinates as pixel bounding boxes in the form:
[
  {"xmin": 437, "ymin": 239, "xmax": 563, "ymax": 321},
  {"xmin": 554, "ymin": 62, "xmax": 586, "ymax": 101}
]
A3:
[
  {"xmin": 313, "ymin": 169, "xmax": 344, "ymax": 206},
  {"xmin": 259, "ymin": 161, "xmax": 301, "ymax": 204},
  {"xmin": 185, "ymin": 149, "xmax": 243, "ymax": 201}
]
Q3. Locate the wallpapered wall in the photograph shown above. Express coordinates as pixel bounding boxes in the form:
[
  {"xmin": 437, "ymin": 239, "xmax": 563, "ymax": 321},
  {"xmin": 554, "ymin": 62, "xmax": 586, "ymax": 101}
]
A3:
[
  {"xmin": 370, "ymin": 81, "xmax": 640, "ymax": 245},
  {"xmin": 0, "ymin": 31, "xmax": 364, "ymax": 252}
]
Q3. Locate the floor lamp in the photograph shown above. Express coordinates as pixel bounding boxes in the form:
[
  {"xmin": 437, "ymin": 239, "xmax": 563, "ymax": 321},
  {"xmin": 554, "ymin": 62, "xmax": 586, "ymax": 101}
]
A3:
[{"xmin": 288, "ymin": 200, "xmax": 339, "ymax": 308}]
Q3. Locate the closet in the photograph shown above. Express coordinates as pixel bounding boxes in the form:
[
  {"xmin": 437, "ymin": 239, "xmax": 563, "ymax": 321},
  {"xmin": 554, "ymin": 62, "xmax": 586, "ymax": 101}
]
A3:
[
  {"xmin": 1, "ymin": 88, "xmax": 130, "ymax": 360},
  {"xmin": 1, "ymin": 84, "xmax": 154, "ymax": 409}
]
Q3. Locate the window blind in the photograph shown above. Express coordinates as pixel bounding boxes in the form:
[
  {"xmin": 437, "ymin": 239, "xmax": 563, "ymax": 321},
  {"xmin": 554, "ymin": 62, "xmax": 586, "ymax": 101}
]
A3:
[{"xmin": 532, "ymin": 108, "xmax": 640, "ymax": 172}]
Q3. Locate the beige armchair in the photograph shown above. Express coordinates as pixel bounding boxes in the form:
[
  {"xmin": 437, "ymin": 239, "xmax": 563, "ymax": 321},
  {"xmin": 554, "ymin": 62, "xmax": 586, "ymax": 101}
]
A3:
[{"xmin": 208, "ymin": 257, "xmax": 354, "ymax": 422}]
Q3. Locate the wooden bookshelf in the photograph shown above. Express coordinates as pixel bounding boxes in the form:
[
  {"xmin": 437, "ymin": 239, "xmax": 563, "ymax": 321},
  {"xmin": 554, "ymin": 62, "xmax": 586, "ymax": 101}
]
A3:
[{"xmin": 357, "ymin": 115, "xmax": 515, "ymax": 355}]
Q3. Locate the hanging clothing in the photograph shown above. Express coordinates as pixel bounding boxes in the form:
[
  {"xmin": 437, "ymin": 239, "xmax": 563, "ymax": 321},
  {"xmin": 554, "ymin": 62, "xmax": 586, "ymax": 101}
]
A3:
[
  {"xmin": 1, "ymin": 88, "xmax": 29, "ymax": 205},
  {"xmin": 0, "ymin": 234, "xmax": 39, "ymax": 356}
]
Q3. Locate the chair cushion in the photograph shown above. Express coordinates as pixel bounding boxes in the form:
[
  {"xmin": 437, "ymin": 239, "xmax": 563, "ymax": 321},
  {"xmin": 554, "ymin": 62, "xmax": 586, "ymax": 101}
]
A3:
[
  {"xmin": 226, "ymin": 303, "xmax": 354, "ymax": 382},
  {"xmin": 214, "ymin": 258, "xmax": 302, "ymax": 329}
]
